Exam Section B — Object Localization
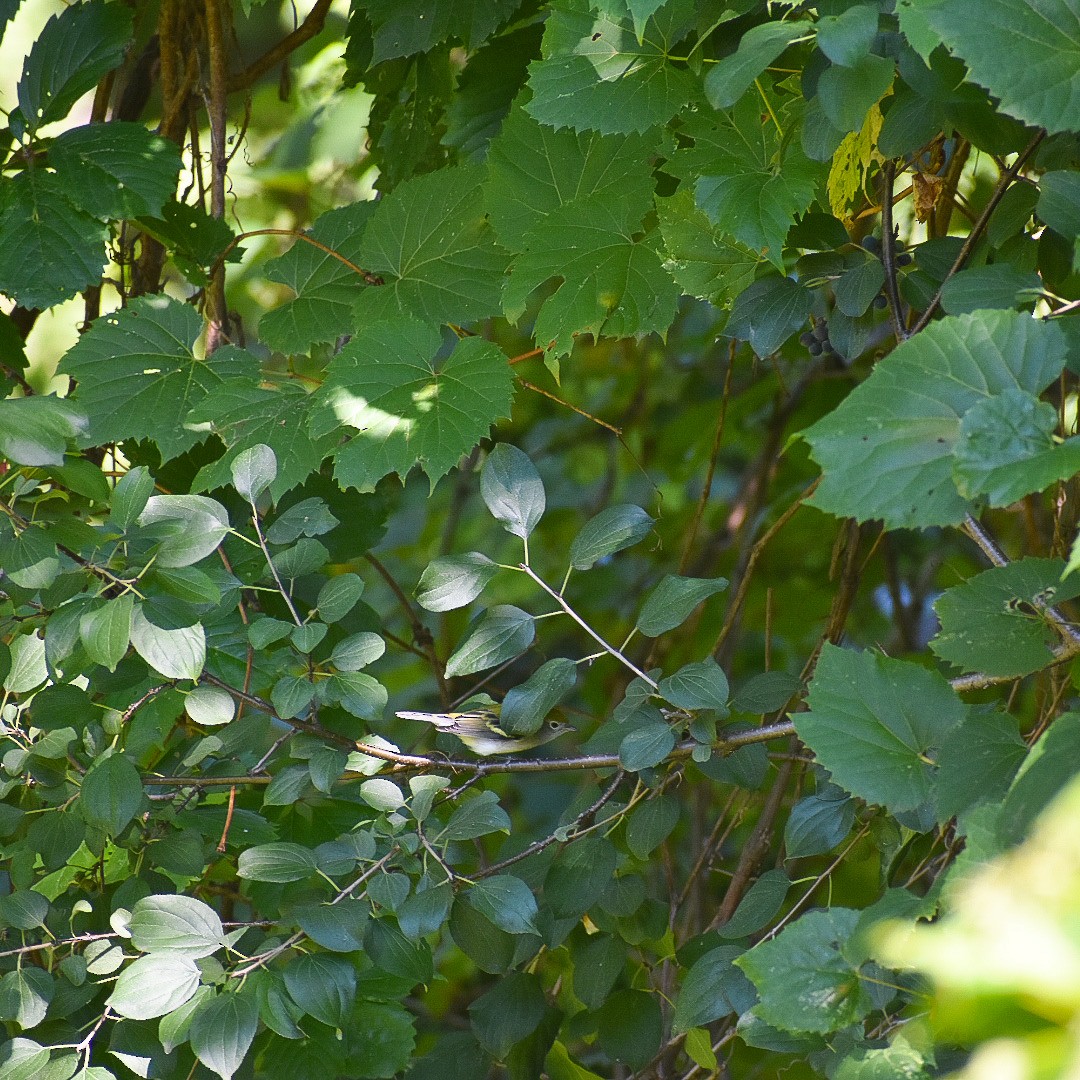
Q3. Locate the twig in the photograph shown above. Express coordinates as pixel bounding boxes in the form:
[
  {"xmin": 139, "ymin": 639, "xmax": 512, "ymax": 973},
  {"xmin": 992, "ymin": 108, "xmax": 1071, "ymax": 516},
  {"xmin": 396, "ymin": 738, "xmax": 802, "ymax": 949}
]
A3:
[
  {"xmin": 879, "ymin": 160, "xmax": 908, "ymax": 342},
  {"xmin": 227, "ymin": 0, "xmax": 334, "ymax": 91}
]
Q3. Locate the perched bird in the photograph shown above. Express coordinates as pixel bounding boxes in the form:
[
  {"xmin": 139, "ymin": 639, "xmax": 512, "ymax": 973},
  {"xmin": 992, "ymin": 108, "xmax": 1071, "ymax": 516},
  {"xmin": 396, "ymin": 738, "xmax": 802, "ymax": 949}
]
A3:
[{"xmin": 396, "ymin": 705, "xmax": 571, "ymax": 756}]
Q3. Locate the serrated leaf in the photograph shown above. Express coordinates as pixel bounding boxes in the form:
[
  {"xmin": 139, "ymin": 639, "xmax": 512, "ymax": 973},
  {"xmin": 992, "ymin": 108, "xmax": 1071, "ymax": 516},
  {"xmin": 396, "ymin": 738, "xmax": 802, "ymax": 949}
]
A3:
[
  {"xmin": 444, "ymin": 605, "xmax": 534, "ymax": 677},
  {"xmin": 190, "ymin": 991, "xmax": 258, "ymax": 1080},
  {"xmin": 480, "ymin": 443, "xmax": 546, "ymax": 540},
  {"xmin": 17, "ymin": 2, "xmax": 133, "ymax": 134},
  {"xmin": 953, "ymin": 389, "xmax": 1080, "ymax": 506},
  {"xmin": 797, "ymin": 643, "xmax": 967, "ymax": 814},
  {"xmin": 803, "ymin": 310, "xmax": 1070, "ymax": 529},
  {"xmin": 0, "ymin": 169, "xmax": 107, "ymax": 309},
  {"xmin": 364, "ymin": 0, "xmax": 518, "ymax": 63},
  {"xmin": 569, "ymin": 504, "xmax": 654, "ymax": 570},
  {"xmin": 502, "ymin": 194, "xmax": 680, "ymax": 359},
  {"xmin": 312, "ymin": 316, "xmax": 514, "ymax": 492},
  {"xmin": 910, "ymin": 0, "xmax": 1080, "ymax": 134},
  {"xmin": 415, "ymin": 552, "xmax": 499, "ymax": 611},
  {"xmin": 936, "ymin": 709, "xmax": 1026, "ymax": 822},
  {"xmin": 50, "ymin": 122, "xmax": 182, "ymax": 220},
  {"xmin": 237, "ymin": 842, "xmax": 317, "ymax": 882},
  {"xmin": 931, "ymin": 558, "xmax": 1080, "ymax": 678},
  {"xmin": 499, "ymin": 657, "xmax": 577, "ymax": 736},
  {"xmin": 637, "ymin": 574, "xmax": 728, "ymax": 637},
  {"xmin": 485, "ymin": 104, "xmax": 656, "ymax": 251},
  {"xmin": 130, "ymin": 604, "xmax": 205, "ymax": 680},
  {"xmin": 188, "ymin": 376, "xmax": 336, "ymax": 500},
  {"xmin": 525, "ymin": 0, "xmax": 694, "ymax": 134},
  {"xmin": 81, "ymin": 753, "xmax": 142, "ymax": 835},
  {"xmin": 107, "ymin": 953, "xmax": 201, "ymax": 1020},
  {"xmin": 352, "ymin": 164, "xmax": 509, "ymax": 327},
  {"xmin": 62, "ymin": 296, "xmax": 256, "ymax": 460},
  {"xmin": 736, "ymin": 909, "xmax": 871, "ymax": 1033},
  {"xmin": 129, "ymin": 895, "xmax": 225, "ymax": 958},
  {"xmin": 260, "ymin": 201, "xmax": 379, "ymax": 352}
]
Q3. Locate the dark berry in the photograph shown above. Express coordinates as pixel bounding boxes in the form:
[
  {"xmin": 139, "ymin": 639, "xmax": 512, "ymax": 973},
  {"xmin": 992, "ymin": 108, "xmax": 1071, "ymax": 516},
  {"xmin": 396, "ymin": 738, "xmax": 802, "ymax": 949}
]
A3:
[
  {"xmin": 896, "ymin": 252, "xmax": 912, "ymax": 267},
  {"xmin": 873, "ymin": 294, "xmax": 889, "ymax": 309},
  {"xmin": 812, "ymin": 322, "xmax": 830, "ymax": 341},
  {"xmin": 862, "ymin": 236, "xmax": 882, "ymax": 254},
  {"xmin": 799, "ymin": 331, "xmax": 815, "ymax": 346},
  {"xmin": 807, "ymin": 340, "xmax": 823, "ymax": 355}
]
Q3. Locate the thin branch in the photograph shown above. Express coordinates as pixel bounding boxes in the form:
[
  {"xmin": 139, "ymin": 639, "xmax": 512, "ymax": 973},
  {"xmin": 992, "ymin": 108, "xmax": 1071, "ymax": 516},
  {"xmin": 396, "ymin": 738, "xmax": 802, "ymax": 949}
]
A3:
[
  {"xmin": 910, "ymin": 130, "xmax": 1045, "ymax": 334},
  {"xmin": 227, "ymin": 0, "xmax": 334, "ymax": 91},
  {"xmin": 879, "ymin": 160, "xmax": 908, "ymax": 342}
]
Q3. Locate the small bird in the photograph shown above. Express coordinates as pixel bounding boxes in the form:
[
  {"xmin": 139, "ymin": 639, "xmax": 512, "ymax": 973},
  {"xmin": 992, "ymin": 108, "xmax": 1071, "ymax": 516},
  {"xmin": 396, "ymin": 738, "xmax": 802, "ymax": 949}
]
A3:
[{"xmin": 396, "ymin": 705, "xmax": 572, "ymax": 756}]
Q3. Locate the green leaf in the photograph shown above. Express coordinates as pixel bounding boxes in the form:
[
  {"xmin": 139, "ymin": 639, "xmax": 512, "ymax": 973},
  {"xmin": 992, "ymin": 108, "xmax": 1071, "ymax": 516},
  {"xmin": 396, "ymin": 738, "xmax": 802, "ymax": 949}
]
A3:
[
  {"xmin": 725, "ymin": 275, "xmax": 814, "ymax": 357},
  {"xmin": 571, "ymin": 934, "xmax": 627, "ymax": 1010},
  {"xmin": 656, "ymin": 189, "xmax": 764, "ymax": 308},
  {"xmin": 931, "ymin": 558, "xmax": 1080, "ymax": 678},
  {"xmin": 81, "ymin": 753, "xmax": 142, "ymax": 835},
  {"xmin": 184, "ymin": 686, "xmax": 236, "ymax": 727},
  {"xmin": 936, "ymin": 709, "xmax": 1026, "ymax": 822},
  {"xmin": 62, "ymin": 297, "xmax": 256, "ymax": 460},
  {"xmin": 637, "ymin": 574, "xmax": 728, "ymax": 637},
  {"xmin": 469, "ymin": 971, "xmax": 548, "ymax": 1060},
  {"xmin": 718, "ymin": 870, "xmax": 791, "ymax": 938},
  {"xmin": 804, "ymin": 310, "xmax": 1070, "ymax": 529},
  {"xmin": 415, "ymin": 552, "xmax": 499, "ymax": 612},
  {"xmin": 129, "ymin": 605, "xmax": 205, "ymax": 681},
  {"xmin": 17, "ymin": 1, "xmax": 133, "ymax": 134},
  {"xmin": 444, "ymin": 605, "xmax": 535, "ymax": 677},
  {"xmin": 569, "ymin": 504, "xmax": 654, "ymax": 570},
  {"xmin": 316, "ymin": 574, "xmax": 365, "ymax": 622},
  {"xmin": 0, "ymin": 397, "xmax": 88, "ymax": 467},
  {"xmin": 784, "ymin": 789, "xmax": 856, "ymax": 857},
  {"xmin": 189, "ymin": 991, "xmax": 258, "ymax": 1080},
  {"xmin": 79, "ymin": 594, "xmax": 133, "ymax": 672},
  {"xmin": 5, "ymin": 526, "xmax": 60, "ymax": 591},
  {"xmin": 597, "ymin": 989, "xmax": 662, "ymax": 1069},
  {"xmin": 107, "ymin": 953, "xmax": 201, "ymax": 1020},
  {"xmin": 736, "ymin": 908, "xmax": 872, "ymax": 1033},
  {"xmin": 231, "ymin": 444, "xmax": 277, "ymax": 502},
  {"xmin": 834, "ymin": 258, "xmax": 886, "ymax": 317},
  {"xmin": 330, "ymin": 632, "xmax": 385, "ymax": 671},
  {"xmin": 500, "ymin": 657, "xmax": 577, "ymax": 737},
  {"xmin": 360, "ymin": 777, "xmax": 406, "ymax": 811},
  {"xmin": 324, "ymin": 671, "xmax": 387, "ymax": 720},
  {"xmin": 138, "ymin": 494, "xmax": 230, "ymax": 567},
  {"xmin": 817, "ymin": 5, "xmax": 878, "ymax": 66},
  {"xmin": 313, "ymin": 316, "xmax": 515, "ymax": 492},
  {"xmin": 237, "ymin": 842, "xmax": 317, "ymax": 883},
  {"xmin": 441, "ymin": 790, "xmax": 512, "ymax": 841},
  {"xmin": 939, "ymin": 265, "xmax": 1043, "ymax": 315},
  {"xmin": 817, "ymin": 54, "xmax": 894, "ymax": 133},
  {"xmin": 130, "ymin": 895, "xmax": 225, "ymax": 958},
  {"xmin": 674, "ymin": 94, "xmax": 823, "ymax": 267},
  {"xmin": 953, "ymin": 389, "xmax": 1080, "ymax": 506},
  {"xmin": 1037, "ymin": 170, "xmax": 1080, "ymax": 236},
  {"xmin": 260, "ymin": 202, "xmax": 379, "ymax": 352},
  {"xmin": 731, "ymin": 671, "xmax": 801, "ymax": 714},
  {"xmin": 290, "ymin": 623, "xmax": 327, "ymax": 655},
  {"xmin": 672, "ymin": 945, "xmax": 748, "ymax": 1032},
  {"xmin": 49, "ymin": 122, "xmax": 182, "ymax": 219},
  {"xmin": 159, "ymin": 985, "xmax": 214, "ymax": 1053},
  {"xmin": 909, "ymin": 0, "xmax": 1080, "ymax": 134},
  {"xmin": 464, "ymin": 876, "xmax": 539, "ymax": 935},
  {"xmin": 545, "ymin": 836, "xmax": 617, "ymax": 919},
  {"xmin": 619, "ymin": 719, "xmax": 676, "ymax": 771},
  {"xmin": 797, "ymin": 644, "xmax": 967, "ymax": 814},
  {"xmin": 659, "ymin": 659, "xmax": 730, "ymax": 712},
  {"xmin": 485, "ymin": 104, "xmax": 656, "ymax": 252},
  {"xmin": 0, "ymin": 891, "xmax": 48, "ymax": 931},
  {"xmin": 364, "ymin": 0, "xmax": 519, "ymax": 62},
  {"xmin": 0, "ymin": 170, "xmax": 107, "ymax": 309},
  {"xmin": 502, "ymin": 194, "xmax": 680, "ymax": 359},
  {"xmin": 626, "ymin": 795, "xmax": 680, "ymax": 860},
  {"xmin": 0, "ymin": 968, "xmax": 53, "ymax": 1029},
  {"xmin": 525, "ymin": 0, "xmax": 694, "ymax": 134},
  {"xmin": 705, "ymin": 21, "xmax": 807, "ymax": 110},
  {"xmin": 110, "ymin": 465, "xmax": 155, "ymax": 528},
  {"xmin": 480, "ymin": 443, "xmax": 546, "ymax": 540},
  {"xmin": 188, "ymin": 378, "xmax": 336, "ymax": 500},
  {"xmin": 283, "ymin": 953, "xmax": 356, "ymax": 1027},
  {"xmin": 352, "ymin": 165, "xmax": 509, "ymax": 327},
  {"xmin": 1002, "ymin": 712, "xmax": 1080, "ymax": 842},
  {"xmin": 293, "ymin": 899, "xmax": 368, "ymax": 953}
]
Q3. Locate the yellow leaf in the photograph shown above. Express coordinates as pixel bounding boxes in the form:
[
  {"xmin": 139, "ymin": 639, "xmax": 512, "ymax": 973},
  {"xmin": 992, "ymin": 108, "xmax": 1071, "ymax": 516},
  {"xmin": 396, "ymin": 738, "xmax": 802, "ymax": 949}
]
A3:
[{"xmin": 827, "ymin": 103, "xmax": 886, "ymax": 225}]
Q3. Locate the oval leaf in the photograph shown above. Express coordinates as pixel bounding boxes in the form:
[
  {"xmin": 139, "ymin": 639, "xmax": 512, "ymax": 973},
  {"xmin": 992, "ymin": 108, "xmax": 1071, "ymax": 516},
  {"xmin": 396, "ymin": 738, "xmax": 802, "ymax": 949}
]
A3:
[{"xmin": 569, "ymin": 504, "xmax": 654, "ymax": 570}]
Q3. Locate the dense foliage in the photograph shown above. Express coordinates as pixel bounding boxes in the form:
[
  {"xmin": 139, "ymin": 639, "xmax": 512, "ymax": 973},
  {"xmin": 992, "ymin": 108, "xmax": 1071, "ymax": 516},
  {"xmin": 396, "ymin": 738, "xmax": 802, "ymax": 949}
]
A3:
[{"xmin": 2, "ymin": 0, "xmax": 1080, "ymax": 1077}]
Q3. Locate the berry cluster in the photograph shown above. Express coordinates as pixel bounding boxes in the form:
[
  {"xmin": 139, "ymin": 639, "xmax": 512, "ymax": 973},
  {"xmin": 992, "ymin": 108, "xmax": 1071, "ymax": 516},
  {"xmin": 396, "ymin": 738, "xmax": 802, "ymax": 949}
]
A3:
[{"xmin": 799, "ymin": 320, "xmax": 838, "ymax": 359}]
